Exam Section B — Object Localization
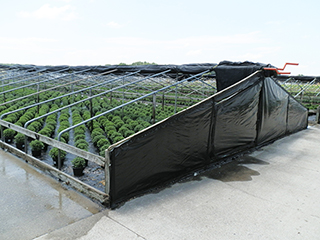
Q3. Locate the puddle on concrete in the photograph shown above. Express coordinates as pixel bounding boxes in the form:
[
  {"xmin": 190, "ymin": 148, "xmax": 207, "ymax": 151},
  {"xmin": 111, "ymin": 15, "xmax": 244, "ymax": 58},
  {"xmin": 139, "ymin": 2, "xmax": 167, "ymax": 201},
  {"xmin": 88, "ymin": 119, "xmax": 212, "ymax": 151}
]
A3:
[
  {"xmin": 144, "ymin": 155, "xmax": 269, "ymax": 201},
  {"xmin": 183, "ymin": 155, "xmax": 269, "ymax": 183},
  {"xmin": 0, "ymin": 149, "xmax": 103, "ymax": 240},
  {"xmin": 201, "ymin": 161, "xmax": 260, "ymax": 182}
]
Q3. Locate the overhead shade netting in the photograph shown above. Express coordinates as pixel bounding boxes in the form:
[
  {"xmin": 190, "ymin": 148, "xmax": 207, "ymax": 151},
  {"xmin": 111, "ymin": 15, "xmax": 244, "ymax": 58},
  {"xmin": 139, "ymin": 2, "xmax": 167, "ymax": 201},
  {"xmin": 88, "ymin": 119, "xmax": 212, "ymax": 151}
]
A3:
[
  {"xmin": 108, "ymin": 65, "xmax": 308, "ymax": 208},
  {"xmin": 0, "ymin": 63, "xmax": 218, "ymax": 78}
]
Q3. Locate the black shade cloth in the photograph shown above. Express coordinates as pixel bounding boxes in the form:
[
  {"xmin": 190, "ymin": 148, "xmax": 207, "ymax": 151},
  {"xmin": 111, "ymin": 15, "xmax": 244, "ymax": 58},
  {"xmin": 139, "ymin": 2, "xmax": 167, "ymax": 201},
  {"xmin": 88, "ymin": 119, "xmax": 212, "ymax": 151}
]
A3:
[
  {"xmin": 109, "ymin": 99, "xmax": 213, "ymax": 206},
  {"xmin": 108, "ymin": 69, "xmax": 308, "ymax": 208},
  {"xmin": 214, "ymin": 61, "xmax": 273, "ymax": 91}
]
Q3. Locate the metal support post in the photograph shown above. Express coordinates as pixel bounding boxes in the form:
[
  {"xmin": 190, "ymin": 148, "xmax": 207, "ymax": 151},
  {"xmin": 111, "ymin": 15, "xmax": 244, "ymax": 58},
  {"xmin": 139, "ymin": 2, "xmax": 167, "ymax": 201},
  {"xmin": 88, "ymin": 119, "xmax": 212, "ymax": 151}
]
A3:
[
  {"xmin": 152, "ymin": 94, "xmax": 156, "ymax": 124},
  {"xmin": 174, "ymin": 86, "xmax": 178, "ymax": 114},
  {"xmin": 162, "ymin": 92, "xmax": 165, "ymax": 110}
]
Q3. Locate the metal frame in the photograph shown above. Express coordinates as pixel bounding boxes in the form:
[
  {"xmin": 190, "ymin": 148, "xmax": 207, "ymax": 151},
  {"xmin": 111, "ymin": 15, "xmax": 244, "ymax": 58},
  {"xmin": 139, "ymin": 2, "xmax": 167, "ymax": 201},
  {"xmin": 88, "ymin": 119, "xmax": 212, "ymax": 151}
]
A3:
[
  {"xmin": 0, "ymin": 66, "xmax": 213, "ymax": 205},
  {"xmin": 57, "ymin": 70, "xmax": 209, "ymax": 170}
]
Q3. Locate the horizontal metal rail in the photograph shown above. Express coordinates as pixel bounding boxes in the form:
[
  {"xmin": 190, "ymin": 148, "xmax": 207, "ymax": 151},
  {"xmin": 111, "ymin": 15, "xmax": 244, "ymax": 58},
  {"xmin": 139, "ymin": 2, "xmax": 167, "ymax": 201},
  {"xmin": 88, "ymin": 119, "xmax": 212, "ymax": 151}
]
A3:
[
  {"xmin": 0, "ymin": 69, "xmax": 108, "ymax": 107},
  {"xmin": 57, "ymin": 70, "xmax": 209, "ymax": 142},
  {"xmin": 23, "ymin": 70, "xmax": 159, "ymax": 129},
  {"xmin": 0, "ymin": 69, "xmax": 122, "ymax": 119},
  {"xmin": 0, "ymin": 68, "xmax": 90, "ymax": 96},
  {"xmin": 0, "ymin": 68, "xmax": 46, "ymax": 83},
  {"xmin": 0, "ymin": 119, "xmax": 105, "ymax": 166},
  {"xmin": 0, "ymin": 68, "xmax": 66, "ymax": 88},
  {"xmin": 57, "ymin": 70, "xmax": 209, "ymax": 187}
]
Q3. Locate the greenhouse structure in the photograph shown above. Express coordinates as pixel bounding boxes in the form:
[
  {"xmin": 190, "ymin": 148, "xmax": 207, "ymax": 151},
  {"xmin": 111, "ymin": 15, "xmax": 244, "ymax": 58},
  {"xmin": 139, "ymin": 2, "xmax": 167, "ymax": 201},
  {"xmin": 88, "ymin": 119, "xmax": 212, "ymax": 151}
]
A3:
[{"xmin": 0, "ymin": 61, "xmax": 309, "ymax": 208}]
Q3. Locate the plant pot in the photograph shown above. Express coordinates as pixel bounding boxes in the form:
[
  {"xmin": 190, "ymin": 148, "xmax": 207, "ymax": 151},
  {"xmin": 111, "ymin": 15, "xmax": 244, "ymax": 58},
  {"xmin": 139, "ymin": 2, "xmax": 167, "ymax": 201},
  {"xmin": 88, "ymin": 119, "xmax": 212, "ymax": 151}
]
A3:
[
  {"xmin": 16, "ymin": 143, "xmax": 24, "ymax": 150},
  {"xmin": 5, "ymin": 137, "xmax": 13, "ymax": 143},
  {"xmin": 43, "ymin": 143, "xmax": 48, "ymax": 151},
  {"xmin": 32, "ymin": 150, "xmax": 41, "ymax": 157},
  {"xmin": 73, "ymin": 167, "xmax": 84, "ymax": 176}
]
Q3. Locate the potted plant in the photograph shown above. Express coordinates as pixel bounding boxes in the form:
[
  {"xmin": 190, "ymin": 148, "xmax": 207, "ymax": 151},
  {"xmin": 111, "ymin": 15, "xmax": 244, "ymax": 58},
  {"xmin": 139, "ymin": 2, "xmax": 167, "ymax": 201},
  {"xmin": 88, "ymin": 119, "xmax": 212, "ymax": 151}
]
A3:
[
  {"xmin": 71, "ymin": 157, "xmax": 86, "ymax": 176},
  {"xmin": 14, "ymin": 133, "xmax": 25, "ymax": 150},
  {"xmin": 3, "ymin": 129, "xmax": 16, "ymax": 143},
  {"xmin": 49, "ymin": 147, "xmax": 66, "ymax": 166},
  {"xmin": 30, "ymin": 140, "xmax": 44, "ymax": 157}
]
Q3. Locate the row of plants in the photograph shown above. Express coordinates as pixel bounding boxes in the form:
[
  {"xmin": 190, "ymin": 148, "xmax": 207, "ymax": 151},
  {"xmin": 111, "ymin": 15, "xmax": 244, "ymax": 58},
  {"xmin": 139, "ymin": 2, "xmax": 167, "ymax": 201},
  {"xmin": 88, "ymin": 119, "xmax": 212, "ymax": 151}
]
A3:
[
  {"xmin": 0, "ymin": 86, "xmax": 193, "ymax": 178},
  {"xmin": 70, "ymin": 106, "xmax": 89, "ymax": 175}
]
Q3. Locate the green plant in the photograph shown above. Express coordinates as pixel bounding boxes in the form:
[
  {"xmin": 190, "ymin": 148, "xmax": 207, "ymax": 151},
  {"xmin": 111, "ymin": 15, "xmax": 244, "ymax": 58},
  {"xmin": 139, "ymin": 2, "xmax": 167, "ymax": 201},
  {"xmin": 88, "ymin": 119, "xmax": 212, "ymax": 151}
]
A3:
[
  {"xmin": 49, "ymin": 147, "xmax": 66, "ymax": 161},
  {"xmin": 3, "ymin": 129, "xmax": 16, "ymax": 140},
  {"xmin": 124, "ymin": 130, "xmax": 135, "ymax": 138},
  {"xmin": 99, "ymin": 144, "xmax": 110, "ymax": 156},
  {"xmin": 97, "ymin": 138, "xmax": 110, "ymax": 148},
  {"xmin": 30, "ymin": 140, "xmax": 44, "ymax": 151},
  {"xmin": 113, "ymin": 136, "xmax": 124, "ymax": 143},
  {"xmin": 75, "ymin": 139, "xmax": 89, "ymax": 149},
  {"xmin": 38, "ymin": 128, "xmax": 51, "ymax": 137},
  {"xmin": 71, "ymin": 157, "xmax": 86, "ymax": 168},
  {"xmin": 91, "ymin": 128, "xmax": 105, "ymax": 138},
  {"xmin": 74, "ymin": 134, "xmax": 86, "ymax": 142},
  {"xmin": 14, "ymin": 133, "xmax": 25, "ymax": 145}
]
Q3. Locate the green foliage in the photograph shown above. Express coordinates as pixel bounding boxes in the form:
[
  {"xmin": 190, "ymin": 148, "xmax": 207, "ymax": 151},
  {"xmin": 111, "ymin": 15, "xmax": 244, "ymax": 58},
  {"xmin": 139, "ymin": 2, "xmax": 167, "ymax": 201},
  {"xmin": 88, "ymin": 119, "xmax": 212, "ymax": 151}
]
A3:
[
  {"xmin": 124, "ymin": 130, "xmax": 135, "ymax": 138},
  {"xmin": 74, "ymin": 134, "xmax": 86, "ymax": 142},
  {"xmin": 38, "ymin": 128, "xmax": 52, "ymax": 137},
  {"xmin": 91, "ymin": 128, "xmax": 105, "ymax": 139},
  {"xmin": 28, "ymin": 121, "xmax": 43, "ymax": 132},
  {"xmin": 113, "ymin": 136, "xmax": 124, "ymax": 143},
  {"xmin": 49, "ymin": 147, "xmax": 66, "ymax": 161},
  {"xmin": 71, "ymin": 157, "xmax": 86, "ymax": 168},
  {"xmin": 75, "ymin": 139, "xmax": 89, "ymax": 150},
  {"xmin": 14, "ymin": 133, "xmax": 25, "ymax": 144},
  {"xmin": 109, "ymin": 131, "xmax": 122, "ymax": 140},
  {"xmin": 97, "ymin": 138, "xmax": 109, "ymax": 148},
  {"xmin": 30, "ymin": 140, "xmax": 44, "ymax": 151},
  {"xmin": 134, "ymin": 124, "xmax": 144, "ymax": 133},
  {"xmin": 118, "ymin": 126, "xmax": 129, "ymax": 135},
  {"xmin": 92, "ymin": 134, "xmax": 105, "ymax": 146},
  {"xmin": 74, "ymin": 127, "xmax": 85, "ymax": 135},
  {"xmin": 99, "ymin": 144, "xmax": 110, "ymax": 157},
  {"xmin": 104, "ymin": 125, "xmax": 116, "ymax": 133},
  {"xmin": 114, "ymin": 119, "xmax": 125, "ymax": 129},
  {"xmin": 3, "ymin": 129, "xmax": 16, "ymax": 139}
]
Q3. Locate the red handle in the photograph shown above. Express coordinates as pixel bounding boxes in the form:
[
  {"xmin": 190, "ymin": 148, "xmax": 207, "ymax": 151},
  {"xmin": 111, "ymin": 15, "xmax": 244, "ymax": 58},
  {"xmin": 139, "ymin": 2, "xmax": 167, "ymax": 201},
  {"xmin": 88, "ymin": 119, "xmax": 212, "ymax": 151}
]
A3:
[{"xmin": 264, "ymin": 62, "xmax": 299, "ymax": 75}]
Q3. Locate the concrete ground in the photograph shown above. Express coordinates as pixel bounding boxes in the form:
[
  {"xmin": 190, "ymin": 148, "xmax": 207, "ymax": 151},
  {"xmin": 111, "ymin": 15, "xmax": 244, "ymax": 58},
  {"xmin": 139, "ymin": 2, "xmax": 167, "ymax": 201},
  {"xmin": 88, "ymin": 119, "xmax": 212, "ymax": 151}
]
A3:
[{"xmin": 2, "ymin": 125, "xmax": 320, "ymax": 240}]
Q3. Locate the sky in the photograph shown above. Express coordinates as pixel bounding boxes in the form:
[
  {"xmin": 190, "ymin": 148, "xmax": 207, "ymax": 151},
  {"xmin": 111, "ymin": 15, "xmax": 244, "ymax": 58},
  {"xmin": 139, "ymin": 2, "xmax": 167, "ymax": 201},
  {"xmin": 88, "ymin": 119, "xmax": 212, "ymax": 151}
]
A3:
[{"xmin": 0, "ymin": 0, "xmax": 319, "ymax": 75}]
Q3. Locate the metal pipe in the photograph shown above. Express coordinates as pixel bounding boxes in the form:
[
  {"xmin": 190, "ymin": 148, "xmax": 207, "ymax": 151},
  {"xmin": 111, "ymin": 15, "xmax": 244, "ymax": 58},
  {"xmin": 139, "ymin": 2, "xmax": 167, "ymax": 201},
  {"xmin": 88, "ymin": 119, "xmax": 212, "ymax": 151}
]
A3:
[
  {"xmin": 0, "ymin": 69, "xmax": 47, "ymax": 83},
  {"xmin": 24, "ymin": 70, "xmax": 168, "ymax": 129},
  {"xmin": 294, "ymin": 78, "xmax": 316, "ymax": 98},
  {"xmin": 0, "ymin": 68, "xmax": 67, "ymax": 89},
  {"xmin": 0, "ymin": 69, "xmax": 97, "ymax": 108},
  {"xmin": 57, "ymin": 70, "xmax": 209, "ymax": 142},
  {"xmin": 0, "ymin": 69, "xmax": 120, "ymax": 120},
  {"xmin": 56, "ymin": 69, "xmax": 173, "ymax": 168},
  {"xmin": 0, "ymin": 68, "xmax": 89, "ymax": 96}
]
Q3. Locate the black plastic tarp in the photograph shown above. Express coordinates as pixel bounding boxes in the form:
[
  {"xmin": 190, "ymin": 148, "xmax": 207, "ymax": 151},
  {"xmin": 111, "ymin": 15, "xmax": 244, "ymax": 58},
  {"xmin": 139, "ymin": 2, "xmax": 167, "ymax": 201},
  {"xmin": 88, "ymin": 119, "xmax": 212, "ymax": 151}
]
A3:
[
  {"xmin": 109, "ymin": 99, "xmax": 213, "ymax": 206},
  {"xmin": 0, "ymin": 63, "xmax": 217, "ymax": 78},
  {"xmin": 287, "ymin": 96, "xmax": 308, "ymax": 133},
  {"xmin": 213, "ymin": 81, "xmax": 262, "ymax": 158},
  {"xmin": 256, "ymin": 77, "xmax": 289, "ymax": 145},
  {"xmin": 277, "ymin": 75, "xmax": 320, "ymax": 82},
  {"xmin": 214, "ymin": 61, "xmax": 274, "ymax": 91},
  {"xmin": 108, "ymin": 69, "xmax": 308, "ymax": 208}
]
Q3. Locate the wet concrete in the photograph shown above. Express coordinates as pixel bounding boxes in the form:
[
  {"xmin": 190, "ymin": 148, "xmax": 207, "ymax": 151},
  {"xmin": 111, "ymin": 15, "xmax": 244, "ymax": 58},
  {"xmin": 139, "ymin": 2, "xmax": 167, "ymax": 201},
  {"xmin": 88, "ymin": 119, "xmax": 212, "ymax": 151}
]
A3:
[
  {"xmin": 4, "ymin": 125, "xmax": 320, "ymax": 240},
  {"xmin": 38, "ymin": 125, "xmax": 320, "ymax": 240},
  {"xmin": 0, "ymin": 149, "xmax": 103, "ymax": 240},
  {"xmin": 190, "ymin": 156, "xmax": 269, "ymax": 182}
]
